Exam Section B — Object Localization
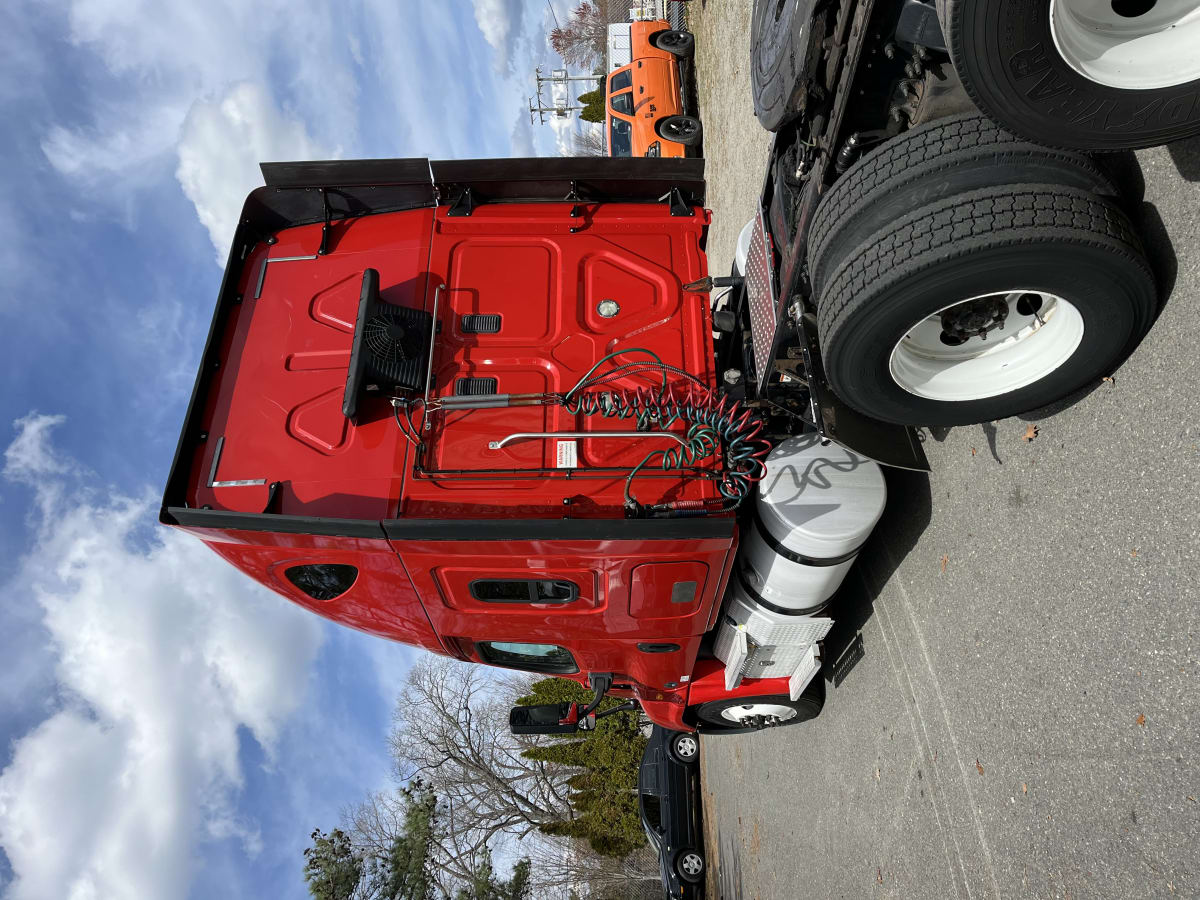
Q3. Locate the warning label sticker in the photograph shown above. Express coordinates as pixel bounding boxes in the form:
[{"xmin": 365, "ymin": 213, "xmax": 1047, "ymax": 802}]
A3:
[{"xmin": 556, "ymin": 440, "xmax": 578, "ymax": 469}]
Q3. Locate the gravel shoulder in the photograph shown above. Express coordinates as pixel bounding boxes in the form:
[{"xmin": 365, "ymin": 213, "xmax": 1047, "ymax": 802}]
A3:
[
  {"xmin": 690, "ymin": 1, "xmax": 772, "ymax": 280},
  {"xmin": 690, "ymin": 3, "xmax": 1200, "ymax": 898}
]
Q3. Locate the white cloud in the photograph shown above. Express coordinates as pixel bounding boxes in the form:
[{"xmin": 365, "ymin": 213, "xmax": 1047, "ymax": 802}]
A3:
[
  {"xmin": 510, "ymin": 112, "xmax": 537, "ymax": 157},
  {"xmin": 40, "ymin": 0, "xmax": 358, "ymax": 258},
  {"xmin": 470, "ymin": 0, "xmax": 527, "ymax": 72},
  {"xmin": 552, "ymin": 116, "xmax": 576, "ymax": 157},
  {"xmin": 0, "ymin": 414, "xmax": 324, "ymax": 900},
  {"xmin": 176, "ymin": 81, "xmax": 332, "ymax": 261},
  {"xmin": 3, "ymin": 413, "xmax": 73, "ymax": 481}
]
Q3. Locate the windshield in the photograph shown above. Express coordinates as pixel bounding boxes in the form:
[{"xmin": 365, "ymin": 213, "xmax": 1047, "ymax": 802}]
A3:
[{"xmin": 643, "ymin": 819, "xmax": 662, "ymax": 849}]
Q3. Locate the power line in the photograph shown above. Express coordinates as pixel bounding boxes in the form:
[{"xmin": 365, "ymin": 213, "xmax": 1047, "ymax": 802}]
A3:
[{"xmin": 545, "ymin": 0, "xmax": 560, "ymax": 29}]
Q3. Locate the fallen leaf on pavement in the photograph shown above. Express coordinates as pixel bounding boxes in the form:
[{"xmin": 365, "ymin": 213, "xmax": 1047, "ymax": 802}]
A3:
[
  {"xmin": 976, "ymin": 759, "xmax": 985, "ymax": 776},
  {"xmin": 1022, "ymin": 424, "xmax": 1039, "ymax": 442},
  {"xmin": 971, "ymin": 447, "xmax": 977, "ymax": 456},
  {"xmin": 940, "ymin": 554, "xmax": 949, "ymax": 574},
  {"xmin": 877, "ymin": 868, "xmax": 884, "ymax": 885},
  {"xmin": 875, "ymin": 767, "xmax": 880, "ymax": 781},
  {"xmin": 1136, "ymin": 713, "xmax": 1146, "ymax": 727},
  {"xmin": 1131, "ymin": 549, "xmax": 1138, "ymax": 558},
  {"xmin": 1022, "ymin": 783, "xmax": 1028, "ymax": 794}
]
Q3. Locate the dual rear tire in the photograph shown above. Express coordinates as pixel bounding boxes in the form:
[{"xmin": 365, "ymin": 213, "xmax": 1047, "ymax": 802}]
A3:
[
  {"xmin": 937, "ymin": 0, "xmax": 1200, "ymax": 150},
  {"xmin": 808, "ymin": 114, "xmax": 1158, "ymax": 427},
  {"xmin": 749, "ymin": 0, "xmax": 1200, "ymax": 148}
]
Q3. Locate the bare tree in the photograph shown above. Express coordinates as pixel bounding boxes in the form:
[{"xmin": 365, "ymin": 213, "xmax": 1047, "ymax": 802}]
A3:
[
  {"xmin": 346, "ymin": 658, "xmax": 575, "ymax": 888},
  {"xmin": 571, "ymin": 126, "xmax": 607, "ymax": 157},
  {"xmin": 550, "ymin": 2, "xmax": 608, "ymax": 68},
  {"xmin": 522, "ymin": 834, "xmax": 661, "ymax": 898}
]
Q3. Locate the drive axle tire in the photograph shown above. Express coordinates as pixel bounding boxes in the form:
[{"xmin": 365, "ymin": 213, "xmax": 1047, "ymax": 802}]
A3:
[
  {"xmin": 751, "ymin": 0, "xmax": 827, "ymax": 131},
  {"xmin": 938, "ymin": 0, "xmax": 1200, "ymax": 149},
  {"xmin": 807, "ymin": 113, "xmax": 1118, "ymax": 294},
  {"xmin": 695, "ymin": 684, "xmax": 824, "ymax": 733},
  {"xmin": 817, "ymin": 184, "xmax": 1157, "ymax": 426}
]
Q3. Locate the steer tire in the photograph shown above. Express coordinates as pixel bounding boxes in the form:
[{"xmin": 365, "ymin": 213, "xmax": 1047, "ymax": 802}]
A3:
[
  {"xmin": 816, "ymin": 183, "xmax": 1157, "ymax": 426},
  {"xmin": 937, "ymin": 0, "xmax": 1200, "ymax": 150},
  {"xmin": 807, "ymin": 113, "xmax": 1118, "ymax": 295},
  {"xmin": 694, "ymin": 683, "xmax": 824, "ymax": 734}
]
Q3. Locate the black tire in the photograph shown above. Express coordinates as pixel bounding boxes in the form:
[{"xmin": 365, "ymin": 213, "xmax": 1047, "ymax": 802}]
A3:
[
  {"xmin": 751, "ymin": 0, "xmax": 825, "ymax": 131},
  {"xmin": 938, "ymin": 0, "xmax": 1200, "ymax": 150},
  {"xmin": 807, "ymin": 113, "xmax": 1119, "ymax": 294},
  {"xmin": 817, "ymin": 184, "xmax": 1157, "ymax": 427},
  {"xmin": 658, "ymin": 115, "xmax": 703, "ymax": 147},
  {"xmin": 652, "ymin": 29, "xmax": 694, "ymax": 57},
  {"xmin": 674, "ymin": 849, "xmax": 705, "ymax": 883},
  {"xmin": 669, "ymin": 730, "xmax": 700, "ymax": 764},
  {"xmin": 694, "ymin": 686, "xmax": 824, "ymax": 733}
]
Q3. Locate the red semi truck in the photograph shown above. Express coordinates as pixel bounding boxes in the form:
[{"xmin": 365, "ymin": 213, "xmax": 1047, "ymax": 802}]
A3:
[{"xmin": 162, "ymin": 0, "xmax": 1190, "ymax": 737}]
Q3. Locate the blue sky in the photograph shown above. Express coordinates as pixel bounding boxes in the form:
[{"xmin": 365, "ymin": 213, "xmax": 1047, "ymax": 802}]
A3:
[{"xmin": 0, "ymin": 1, "xmax": 585, "ymax": 897}]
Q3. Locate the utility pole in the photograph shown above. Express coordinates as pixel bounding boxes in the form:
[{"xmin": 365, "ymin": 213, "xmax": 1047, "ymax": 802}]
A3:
[
  {"xmin": 528, "ymin": 97, "xmax": 585, "ymax": 125},
  {"xmin": 527, "ymin": 65, "xmax": 602, "ymax": 125}
]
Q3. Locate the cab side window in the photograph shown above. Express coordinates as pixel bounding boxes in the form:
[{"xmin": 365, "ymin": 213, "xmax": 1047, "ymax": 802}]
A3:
[
  {"xmin": 610, "ymin": 91, "xmax": 634, "ymax": 116},
  {"xmin": 609, "ymin": 69, "xmax": 632, "ymax": 92},
  {"xmin": 609, "ymin": 118, "xmax": 632, "ymax": 156},
  {"xmin": 641, "ymin": 795, "xmax": 663, "ymax": 832},
  {"xmin": 476, "ymin": 641, "xmax": 578, "ymax": 674}
]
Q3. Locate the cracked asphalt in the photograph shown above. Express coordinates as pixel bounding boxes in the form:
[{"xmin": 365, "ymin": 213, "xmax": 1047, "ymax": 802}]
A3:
[{"xmin": 689, "ymin": 3, "xmax": 1200, "ymax": 898}]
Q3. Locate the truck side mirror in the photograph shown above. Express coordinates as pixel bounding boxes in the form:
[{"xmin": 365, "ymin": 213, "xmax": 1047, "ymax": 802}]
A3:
[{"xmin": 509, "ymin": 702, "xmax": 582, "ymax": 735}]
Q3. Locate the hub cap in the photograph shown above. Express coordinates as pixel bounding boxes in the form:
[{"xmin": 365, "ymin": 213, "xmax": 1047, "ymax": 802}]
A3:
[
  {"xmin": 665, "ymin": 119, "xmax": 698, "ymax": 139},
  {"xmin": 680, "ymin": 852, "xmax": 704, "ymax": 876},
  {"xmin": 889, "ymin": 291, "xmax": 1084, "ymax": 402},
  {"xmin": 673, "ymin": 734, "xmax": 699, "ymax": 758},
  {"xmin": 720, "ymin": 702, "xmax": 798, "ymax": 727},
  {"xmin": 1051, "ymin": 0, "xmax": 1200, "ymax": 90}
]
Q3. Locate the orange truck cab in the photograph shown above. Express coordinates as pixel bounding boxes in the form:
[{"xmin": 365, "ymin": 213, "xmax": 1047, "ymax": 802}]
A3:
[{"xmin": 606, "ymin": 20, "xmax": 701, "ymax": 158}]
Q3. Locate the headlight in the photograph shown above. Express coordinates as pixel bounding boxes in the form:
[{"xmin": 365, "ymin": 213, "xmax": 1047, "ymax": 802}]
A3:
[{"xmin": 644, "ymin": 141, "xmax": 661, "ymax": 157}]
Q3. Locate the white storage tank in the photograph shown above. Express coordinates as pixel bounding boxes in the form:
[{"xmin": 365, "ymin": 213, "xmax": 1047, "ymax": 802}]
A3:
[{"xmin": 737, "ymin": 434, "xmax": 886, "ymax": 613}]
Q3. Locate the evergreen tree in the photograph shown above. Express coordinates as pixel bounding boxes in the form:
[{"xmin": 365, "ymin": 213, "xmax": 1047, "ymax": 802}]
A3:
[
  {"xmin": 372, "ymin": 781, "xmax": 439, "ymax": 900},
  {"xmin": 576, "ymin": 88, "xmax": 606, "ymax": 124},
  {"xmin": 306, "ymin": 785, "xmax": 533, "ymax": 900},
  {"xmin": 517, "ymin": 678, "xmax": 647, "ymax": 857},
  {"xmin": 303, "ymin": 828, "xmax": 363, "ymax": 900}
]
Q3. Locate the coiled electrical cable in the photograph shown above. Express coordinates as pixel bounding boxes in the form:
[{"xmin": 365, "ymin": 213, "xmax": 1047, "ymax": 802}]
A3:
[{"xmin": 560, "ymin": 349, "xmax": 771, "ymax": 509}]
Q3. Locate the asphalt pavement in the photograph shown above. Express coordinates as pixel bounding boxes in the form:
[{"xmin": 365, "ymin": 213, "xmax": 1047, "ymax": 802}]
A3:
[{"xmin": 691, "ymin": 5, "xmax": 1200, "ymax": 899}]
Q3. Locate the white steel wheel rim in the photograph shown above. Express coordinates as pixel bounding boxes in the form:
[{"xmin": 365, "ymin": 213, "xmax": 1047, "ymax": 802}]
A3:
[
  {"xmin": 673, "ymin": 735, "xmax": 699, "ymax": 758},
  {"xmin": 720, "ymin": 702, "xmax": 798, "ymax": 723},
  {"xmin": 888, "ymin": 291, "xmax": 1084, "ymax": 402},
  {"xmin": 679, "ymin": 853, "xmax": 704, "ymax": 876},
  {"xmin": 1051, "ymin": 0, "xmax": 1200, "ymax": 90}
]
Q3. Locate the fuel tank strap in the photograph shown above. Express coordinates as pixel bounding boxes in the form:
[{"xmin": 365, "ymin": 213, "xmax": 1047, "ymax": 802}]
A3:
[
  {"xmin": 753, "ymin": 514, "xmax": 865, "ymax": 567},
  {"xmin": 734, "ymin": 565, "xmax": 830, "ymax": 618}
]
